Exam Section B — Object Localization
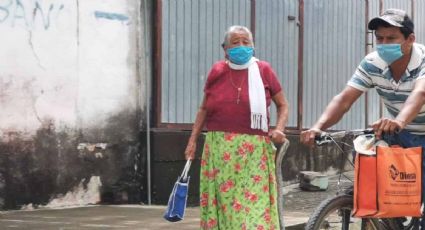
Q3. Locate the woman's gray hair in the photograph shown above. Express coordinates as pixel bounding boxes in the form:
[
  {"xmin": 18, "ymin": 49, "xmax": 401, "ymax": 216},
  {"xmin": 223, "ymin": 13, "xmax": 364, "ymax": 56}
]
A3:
[{"xmin": 222, "ymin": 25, "xmax": 254, "ymax": 47}]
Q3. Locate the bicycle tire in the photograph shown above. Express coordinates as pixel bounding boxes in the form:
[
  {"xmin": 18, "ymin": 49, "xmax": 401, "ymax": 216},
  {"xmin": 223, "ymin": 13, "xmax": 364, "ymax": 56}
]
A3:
[
  {"xmin": 305, "ymin": 194, "xmax": 420, "ymax": 230},
  {"xmin": 305, "ymin": 194, "xmax": 381, "ymax": 230},
  {"xmin": 390, "ymin": 217, "xmax": 420, "ymax": 230}
]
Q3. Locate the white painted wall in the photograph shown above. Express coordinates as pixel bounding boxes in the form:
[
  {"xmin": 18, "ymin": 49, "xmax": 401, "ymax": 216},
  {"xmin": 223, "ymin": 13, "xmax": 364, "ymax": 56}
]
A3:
[{"xmin": 0, "ymin": 0, "xmax": 141, "ymax": 139}]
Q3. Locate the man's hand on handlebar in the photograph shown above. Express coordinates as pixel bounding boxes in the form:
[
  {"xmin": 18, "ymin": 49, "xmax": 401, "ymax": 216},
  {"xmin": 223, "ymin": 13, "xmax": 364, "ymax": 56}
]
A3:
[
  {"xmin": 300, "ymin": 128, "xmax": 323, "ymax": 147},
  {"xmin": 371, "ymin": 118, "xmax": 405, "ymax": 139}
]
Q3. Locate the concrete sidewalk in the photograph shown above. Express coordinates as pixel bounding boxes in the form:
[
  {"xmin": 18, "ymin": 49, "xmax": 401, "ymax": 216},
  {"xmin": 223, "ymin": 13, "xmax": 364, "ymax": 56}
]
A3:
[
  {"xmin": 0, "ymin": 205, "xmax": 307, "ymax": 230},
  {"xmin": 0, "ymin": 173, "xmax": 352, "ymax": 229}
]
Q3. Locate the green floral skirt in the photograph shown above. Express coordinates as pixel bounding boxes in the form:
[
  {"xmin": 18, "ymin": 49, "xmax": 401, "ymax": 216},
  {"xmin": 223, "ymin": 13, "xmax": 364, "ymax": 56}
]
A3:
[{"xmin": 200, "ymin": 131, "xmax": 280, "ymax": 230}]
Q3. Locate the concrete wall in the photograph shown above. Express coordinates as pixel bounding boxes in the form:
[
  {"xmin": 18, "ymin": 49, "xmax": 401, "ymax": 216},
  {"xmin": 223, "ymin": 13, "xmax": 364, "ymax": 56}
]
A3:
[{"xmin": 0, "ymin": 0, "xmax": 146, "ymax": 209}]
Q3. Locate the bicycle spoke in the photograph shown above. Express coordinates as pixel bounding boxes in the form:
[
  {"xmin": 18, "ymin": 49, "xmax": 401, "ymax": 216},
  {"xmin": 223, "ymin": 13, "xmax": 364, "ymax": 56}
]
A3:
[
  {"xmin": 316, "ymin": 207, "xmax": 363, "ymax": 229},
  {"xmin": 306, "ymin": 195, "xmax": 366, "ymax": 230}
]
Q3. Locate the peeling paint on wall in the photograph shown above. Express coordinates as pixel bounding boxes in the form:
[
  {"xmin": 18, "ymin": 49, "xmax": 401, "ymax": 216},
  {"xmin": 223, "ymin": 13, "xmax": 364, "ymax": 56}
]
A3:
[
  {"xmin": 43, "ymin": 176, "xmax": 102, "ymax": 209},
  {"xmin": 0, "ymin": 110, "xmax": 143, "ymax": 210},
  {"xmin": 78, "ymin": 143, "xmax": 107, "ymax": 159},
  {"xmin": 20, "ymin": 176, "xmax": 102, "ymax": 210}
]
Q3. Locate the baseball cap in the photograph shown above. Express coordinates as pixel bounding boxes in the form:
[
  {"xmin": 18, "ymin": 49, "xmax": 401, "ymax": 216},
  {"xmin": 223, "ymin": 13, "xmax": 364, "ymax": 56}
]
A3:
[{"xmin": 368, "ymin": 9, "xmax": 414, "ymax": 32}]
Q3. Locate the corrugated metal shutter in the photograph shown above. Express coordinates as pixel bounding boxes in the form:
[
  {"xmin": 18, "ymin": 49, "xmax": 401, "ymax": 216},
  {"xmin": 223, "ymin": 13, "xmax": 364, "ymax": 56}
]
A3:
[
  {"xmin": 366, "ymin": 0, "xmax": 382, "ymax": 125},
  {"xmin": 414, "ymin": 0, "xmax": 425, "ymax": 44},
  {"xmin": 382, "ymin": 0, "xmax": 412, "ymax": 14},
  {"xmin": 159, "ymin": 0, "xmax": 422, "ymax": 129},
  {"xmin": 161, "ymin": 0, "xmax": 250, "ymax": 123},
  {"xmin": 302, "ymin": 0, "xmax": 367, "ymax": 129},
  {"xmin": 255, "ymin": 0, "xmax": 299, "ymax": 127}
]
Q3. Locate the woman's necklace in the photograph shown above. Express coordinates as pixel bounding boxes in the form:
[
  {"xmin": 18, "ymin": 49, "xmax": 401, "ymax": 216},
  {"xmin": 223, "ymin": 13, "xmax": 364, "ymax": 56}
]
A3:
[{"xmin": 229, "ymin": 70, "xmax": 246, "ymax": 104}]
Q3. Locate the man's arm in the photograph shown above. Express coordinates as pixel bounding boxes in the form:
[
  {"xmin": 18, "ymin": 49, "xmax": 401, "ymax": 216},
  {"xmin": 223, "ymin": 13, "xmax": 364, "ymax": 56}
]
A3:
[
  {"xmin": 300, "ymin": 86, "xmax": 364, "ymax": 146},
  {"xmin": 397, "ymin": 78, "xmax": 425, "ymax": 123},
  {"xmin": 372, "ymin": 78, "xmax": 425, "ymax": 138}
]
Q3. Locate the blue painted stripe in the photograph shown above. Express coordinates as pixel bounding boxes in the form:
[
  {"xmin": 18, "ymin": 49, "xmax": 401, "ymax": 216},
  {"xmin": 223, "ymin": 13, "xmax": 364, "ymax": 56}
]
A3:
[{"xmin": 94, "ymin": 11, "xmax": 129, "ymax": 21}]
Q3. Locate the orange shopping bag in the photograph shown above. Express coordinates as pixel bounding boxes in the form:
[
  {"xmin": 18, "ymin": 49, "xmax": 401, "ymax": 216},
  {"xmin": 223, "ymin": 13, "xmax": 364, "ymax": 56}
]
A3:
[
  {"xmin": 375, "ymin": 145, "xmax": 422, "ymax": 217},
  {"xmin": 353, "ymin": 145, "xmax": 422, "ymax": 218},
  {"xmin": 353, "ymin": 153, "xmax": 378, "ymax": 217}
]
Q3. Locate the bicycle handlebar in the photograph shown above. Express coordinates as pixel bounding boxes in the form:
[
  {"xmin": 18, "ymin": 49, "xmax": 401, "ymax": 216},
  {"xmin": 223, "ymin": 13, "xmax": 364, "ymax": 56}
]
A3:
[{"xmin": 315, "ymin": 128, "xmax": 374, "ymax": 146}]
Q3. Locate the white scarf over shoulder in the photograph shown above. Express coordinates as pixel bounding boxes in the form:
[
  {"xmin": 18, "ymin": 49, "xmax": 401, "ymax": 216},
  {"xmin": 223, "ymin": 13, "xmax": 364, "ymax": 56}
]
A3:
[{"xmin": 228, "ymin": 57, "xmax": 268, "ymax": 132}]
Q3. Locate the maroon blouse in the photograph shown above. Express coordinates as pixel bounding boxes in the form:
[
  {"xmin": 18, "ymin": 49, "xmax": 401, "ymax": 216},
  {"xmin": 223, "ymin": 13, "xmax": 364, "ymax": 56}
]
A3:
[{"xmin": 204, "ymin": 60, "xmax": 282, "ymax": 136}]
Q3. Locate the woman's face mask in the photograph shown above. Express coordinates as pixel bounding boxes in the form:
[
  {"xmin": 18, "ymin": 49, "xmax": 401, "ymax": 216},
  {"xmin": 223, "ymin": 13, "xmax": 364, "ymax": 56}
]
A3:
[
  {"xmin": 224, "ymin": 30, "xmax": 254, "ymax": 65},
  {"xmin": 376, "ymin": 43, "xmax": 404, "ymax": 65},
  {"xmin": 227, "ymin": 46, "xmax": 254, "ymax": 65}
]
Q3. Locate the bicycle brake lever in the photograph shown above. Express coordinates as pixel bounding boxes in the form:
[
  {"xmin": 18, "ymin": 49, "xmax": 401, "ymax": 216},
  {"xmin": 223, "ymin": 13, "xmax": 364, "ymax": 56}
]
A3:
[{"xmin": 315, "ymin": 133, "xmax": 332, "ymax": 146}]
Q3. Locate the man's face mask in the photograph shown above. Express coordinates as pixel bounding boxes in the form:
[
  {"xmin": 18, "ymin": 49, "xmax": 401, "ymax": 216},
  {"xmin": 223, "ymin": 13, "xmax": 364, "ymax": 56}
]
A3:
[
  {"xmin": 227, "ymin": 46, "xmax": 254, "ymax": 65},
  {"xmin": 376, "ymin": 43, "xmax": 404, "ymax": 65}
]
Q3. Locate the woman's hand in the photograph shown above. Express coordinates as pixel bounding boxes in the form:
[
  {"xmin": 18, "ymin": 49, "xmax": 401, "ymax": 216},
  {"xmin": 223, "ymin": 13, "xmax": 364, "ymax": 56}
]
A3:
[
  {"xmin": 184, "ymin": 140, "xmax": 196, "ymax": 160},
  {"xmin": 271, "ymin": 92, "xmax": 289, "ymax": 145},
  {"xmin": 269, "ymin": 129, "xmax": 286, "ymax": 144}
]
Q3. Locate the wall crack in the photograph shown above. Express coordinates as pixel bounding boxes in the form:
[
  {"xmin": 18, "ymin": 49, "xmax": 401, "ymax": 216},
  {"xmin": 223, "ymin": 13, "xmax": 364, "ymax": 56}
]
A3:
[{"xmin": 28, "ymin": 30, "xmax": 46, "ymax": 70}]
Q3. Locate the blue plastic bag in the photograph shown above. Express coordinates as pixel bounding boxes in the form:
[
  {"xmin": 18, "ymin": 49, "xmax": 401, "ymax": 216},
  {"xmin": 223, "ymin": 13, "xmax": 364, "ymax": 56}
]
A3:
[{"xmin": 163, "ymin": 160, "xmax": 191, "ymax": 222}]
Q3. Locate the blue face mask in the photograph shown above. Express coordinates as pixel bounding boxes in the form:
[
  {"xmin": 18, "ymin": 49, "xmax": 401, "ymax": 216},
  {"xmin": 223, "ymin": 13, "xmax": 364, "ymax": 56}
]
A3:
[
  {"xmin": 376, "ymin": 43, "xmax": 404, "ymax": 65},
  {"xmin": 227, "ymin": 46, "xmax": 254, "ymax": 65}
]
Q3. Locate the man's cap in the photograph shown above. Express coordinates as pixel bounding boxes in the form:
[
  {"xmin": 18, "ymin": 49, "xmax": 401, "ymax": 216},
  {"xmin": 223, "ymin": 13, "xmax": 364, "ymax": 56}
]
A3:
[{"xmin": 368, "ymin": 9, "xmax": 414, "ymax": 32}]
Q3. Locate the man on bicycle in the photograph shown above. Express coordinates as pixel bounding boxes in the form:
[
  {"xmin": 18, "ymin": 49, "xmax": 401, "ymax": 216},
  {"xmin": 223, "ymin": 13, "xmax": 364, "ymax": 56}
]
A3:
[{"xmin": 300, "ymin": 8, "xmax": 425, "ymax": 227}]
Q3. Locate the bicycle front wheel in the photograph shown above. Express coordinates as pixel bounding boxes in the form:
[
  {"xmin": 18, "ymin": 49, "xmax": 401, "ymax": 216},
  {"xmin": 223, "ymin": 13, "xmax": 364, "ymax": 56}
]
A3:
[{"xmin": 305, "ymin": 194, "xmax": 376, "ymax": 230}]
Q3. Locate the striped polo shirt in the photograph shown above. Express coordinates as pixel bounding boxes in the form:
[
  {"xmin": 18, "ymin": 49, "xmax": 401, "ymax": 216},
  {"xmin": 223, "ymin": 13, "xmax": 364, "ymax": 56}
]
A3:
[{"xmin": 348, "ymin": 43, "xmax": 425, "ymax": 134}]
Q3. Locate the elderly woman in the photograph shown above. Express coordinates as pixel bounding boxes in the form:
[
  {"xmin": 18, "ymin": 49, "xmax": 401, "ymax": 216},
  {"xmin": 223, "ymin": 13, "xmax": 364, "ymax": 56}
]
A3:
[{"xmin": 184, "ymin": 25, "xmax": 289, "ymax": 230}]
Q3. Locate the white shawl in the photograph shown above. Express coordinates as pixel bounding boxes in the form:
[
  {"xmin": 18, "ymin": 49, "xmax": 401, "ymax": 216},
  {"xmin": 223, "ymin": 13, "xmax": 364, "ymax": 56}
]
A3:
[{"xmin": 228, "ymin": 57, "xmax": 268, "ymax": 132}]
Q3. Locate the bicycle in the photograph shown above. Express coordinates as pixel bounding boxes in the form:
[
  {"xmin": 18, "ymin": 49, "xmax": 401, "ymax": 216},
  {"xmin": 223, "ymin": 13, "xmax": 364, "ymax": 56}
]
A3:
[{"xmin": 305, "ymin": 129, "xmax": 420, "ymax": 230}]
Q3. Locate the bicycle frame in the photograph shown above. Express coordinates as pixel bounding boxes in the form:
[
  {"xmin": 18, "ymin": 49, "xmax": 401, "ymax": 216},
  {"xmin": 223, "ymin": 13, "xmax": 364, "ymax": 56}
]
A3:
[{"xmin": 275, "ymin": 141, "xmax": 290, "ymax": 230}]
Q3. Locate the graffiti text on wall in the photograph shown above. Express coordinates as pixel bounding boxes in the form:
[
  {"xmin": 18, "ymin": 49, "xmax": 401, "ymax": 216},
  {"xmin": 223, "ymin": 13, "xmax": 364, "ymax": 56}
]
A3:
[{"xmin": 0, "ymin": 0, "xmax": 64, "ymax": 30}]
